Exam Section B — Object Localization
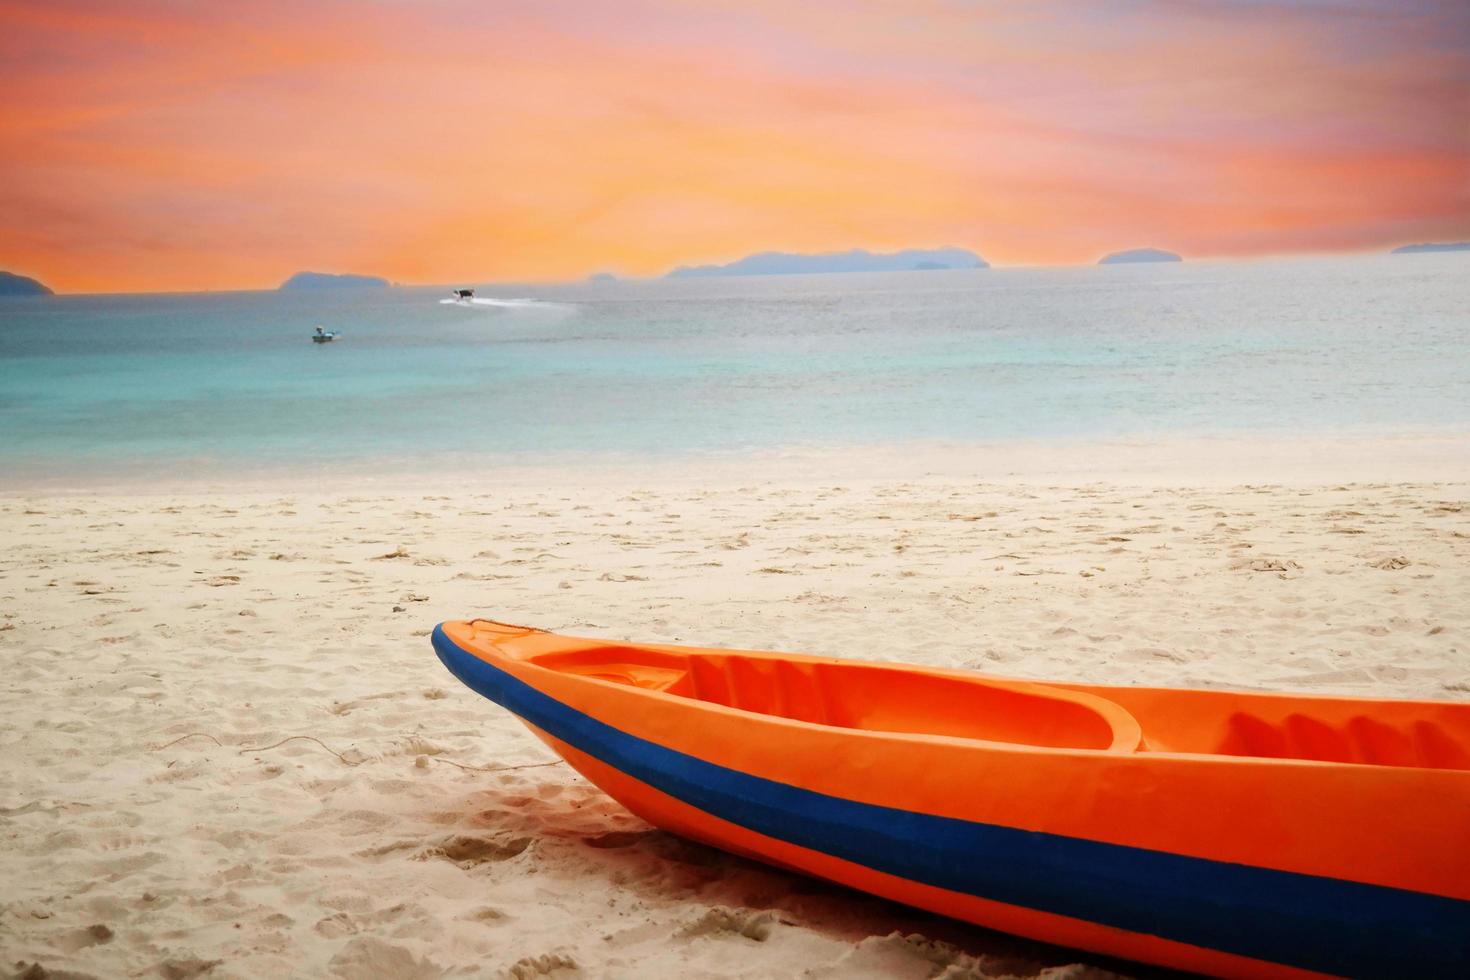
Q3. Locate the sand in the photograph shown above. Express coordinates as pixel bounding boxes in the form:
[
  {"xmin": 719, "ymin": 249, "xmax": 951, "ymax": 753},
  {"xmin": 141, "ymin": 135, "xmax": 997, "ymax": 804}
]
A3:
[{"xmin": 3, "ymin": 461, "xmax": 1467, "ymax": 978}]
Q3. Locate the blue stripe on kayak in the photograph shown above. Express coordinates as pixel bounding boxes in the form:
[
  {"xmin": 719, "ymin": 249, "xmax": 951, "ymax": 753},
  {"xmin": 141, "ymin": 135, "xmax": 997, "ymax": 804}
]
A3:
[{"xmin": 433, "ymin": 625, "xmax": 1470, "ymax": 978}]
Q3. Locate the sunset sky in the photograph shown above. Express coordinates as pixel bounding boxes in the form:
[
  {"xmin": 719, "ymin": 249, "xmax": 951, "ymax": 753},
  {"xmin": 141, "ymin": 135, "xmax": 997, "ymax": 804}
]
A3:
[{"xmin": 2, "ymin": 0, "xmax": 1468, "ymax": 293}]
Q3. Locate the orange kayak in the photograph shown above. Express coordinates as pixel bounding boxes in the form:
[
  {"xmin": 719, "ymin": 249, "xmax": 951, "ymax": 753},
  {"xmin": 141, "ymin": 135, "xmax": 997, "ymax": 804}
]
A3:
[{"xmin": 432, "ymin": 619, "xmax": 1470, "ymax": 979}]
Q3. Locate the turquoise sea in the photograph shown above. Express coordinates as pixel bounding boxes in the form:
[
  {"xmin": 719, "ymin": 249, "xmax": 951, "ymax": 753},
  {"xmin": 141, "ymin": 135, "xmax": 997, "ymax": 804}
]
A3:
[{"xmin": 1, "ymin": 254, "xmax": 1466, "ymax": 483}]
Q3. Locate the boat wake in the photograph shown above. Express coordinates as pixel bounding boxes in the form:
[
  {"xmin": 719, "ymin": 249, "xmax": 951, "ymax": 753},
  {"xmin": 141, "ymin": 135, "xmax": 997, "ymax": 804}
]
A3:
[{"xmin": 438, "ymin": 297, "xmax": 568, "ymax": 311}]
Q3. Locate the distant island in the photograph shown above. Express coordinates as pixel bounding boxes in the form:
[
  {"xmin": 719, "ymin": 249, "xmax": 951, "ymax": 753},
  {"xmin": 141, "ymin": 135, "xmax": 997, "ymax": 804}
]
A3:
[
  {"xmin": 1098, "ymin": 248, "xmax": 1182, "ymax": 265},
  {"xmin": 587, "ymin": 272, "xmax": 619, "ymax": 283},
  {"xmin": 0, "ymin": 270, "xmax": 54, "ymax": 297},
  {"xmin": 668, "ymin": 247, "xmax": 988, "ymax": 278},
  {"xmin": 1390, "ymin": 242, "xmax": 1470, "ymax": 254},
  {"xmin": 279, "ymin": 271, "xmax": 389, "ymax": 290}
]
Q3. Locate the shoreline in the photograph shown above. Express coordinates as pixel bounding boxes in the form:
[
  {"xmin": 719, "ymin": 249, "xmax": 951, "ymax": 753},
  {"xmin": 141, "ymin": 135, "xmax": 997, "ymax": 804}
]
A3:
[{"xmin": 5, "ymin": 429, "xmax": 1470, "ymax": 497}]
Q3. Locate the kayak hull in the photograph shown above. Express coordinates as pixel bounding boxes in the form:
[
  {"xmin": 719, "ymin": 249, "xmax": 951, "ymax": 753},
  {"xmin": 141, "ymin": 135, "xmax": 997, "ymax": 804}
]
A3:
[{"xmin": 432, "ymin": 620, "xmax": 1470, "ymax": 979}]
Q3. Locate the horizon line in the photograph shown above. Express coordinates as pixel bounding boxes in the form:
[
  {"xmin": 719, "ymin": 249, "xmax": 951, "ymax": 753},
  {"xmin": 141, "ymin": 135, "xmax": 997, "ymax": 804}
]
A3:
[
  {"xmin": 6, "ymin": 239, "xmax": 1469, "ymax": 297},
  {"xmin": 11, "ymin": 238, "xmax": 1470, "ymax": 296}
]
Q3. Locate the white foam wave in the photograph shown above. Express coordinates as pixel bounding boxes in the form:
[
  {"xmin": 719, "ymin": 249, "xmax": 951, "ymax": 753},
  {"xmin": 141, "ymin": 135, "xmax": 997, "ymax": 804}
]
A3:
[{"xmin": 438, "ymin": 296, "xmax": 568, "ymax": 310}]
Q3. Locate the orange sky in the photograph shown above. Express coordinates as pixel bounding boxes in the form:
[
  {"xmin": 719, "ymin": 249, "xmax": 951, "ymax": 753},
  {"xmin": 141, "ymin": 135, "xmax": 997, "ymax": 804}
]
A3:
[{"xmin": 2, "ymin": 0, "xmax": 1468, "ymax": 293}]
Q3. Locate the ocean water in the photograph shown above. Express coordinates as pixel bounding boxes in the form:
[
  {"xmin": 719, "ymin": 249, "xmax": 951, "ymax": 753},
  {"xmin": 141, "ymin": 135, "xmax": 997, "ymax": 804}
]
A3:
[{"xmin": 1, "ymin": 255, "xmax": 1466, "ymax": 482}]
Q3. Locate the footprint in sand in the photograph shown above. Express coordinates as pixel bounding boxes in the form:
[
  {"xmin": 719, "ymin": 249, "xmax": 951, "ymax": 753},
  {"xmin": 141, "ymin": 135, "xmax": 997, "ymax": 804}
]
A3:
[
  {"xmin": 155, "ymin": 956, "xmax": 224, "ymax": 980},
  {"xmin": 57, "ymin": 922, "xmax": 114, "ymax": 952},
  {"xmin": 506, "ymin": 953, "xmax": 579, "ymax": 979},
  {"xmin": 583, "ymin": 830, "xmax": 655, "ymax": 849},
  {"xmin": 418, "ymin": 833, "xmax": 533, "ymax": 866},
  {"xmin": 461, "ymin": 906, "xmax": 510, "ymax": 925},
  {"xmin": 328, "ymin": 938, "xmax": 440, "ymax": 980},
  {"xmin": 678, "ymin": 906, "xmax": 786, "ymax": 942},
  {"xmin": 314, "ymin": 911, "xmax": 359, "ymax": 938}
]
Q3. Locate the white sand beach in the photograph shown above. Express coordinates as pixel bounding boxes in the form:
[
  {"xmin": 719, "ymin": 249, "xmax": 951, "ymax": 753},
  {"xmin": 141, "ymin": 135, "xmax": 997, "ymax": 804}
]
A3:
[{"xmin": 3, "ymin": 454, "xmax": 1468, "ymax": 978}]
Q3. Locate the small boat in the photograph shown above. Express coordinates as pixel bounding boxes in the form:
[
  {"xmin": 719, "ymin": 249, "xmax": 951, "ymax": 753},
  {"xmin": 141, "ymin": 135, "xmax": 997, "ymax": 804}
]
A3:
[
  {"xmin": 451, "ymin": 288, "xmax": 474, "ymax": 302},
  {"xmin": 432, "ymin": 619, "xmax": 1470, "ymax": 979},
  {"xmin": 311, "ymin": 326, "xmax": 338, "ymax": 343}
]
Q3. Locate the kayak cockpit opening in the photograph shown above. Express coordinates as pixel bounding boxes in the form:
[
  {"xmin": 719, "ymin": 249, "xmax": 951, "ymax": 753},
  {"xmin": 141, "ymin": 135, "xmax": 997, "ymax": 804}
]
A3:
[{"xmin": 529, "ymin": 646, "xmax": 1140, "ymax": 752}]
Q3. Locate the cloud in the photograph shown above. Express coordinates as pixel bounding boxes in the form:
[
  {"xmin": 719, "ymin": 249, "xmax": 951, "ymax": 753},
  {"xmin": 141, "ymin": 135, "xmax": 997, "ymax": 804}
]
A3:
[{"xmin": 1, "ymin": 0, "xmax": 1466, "ymax": 290}]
